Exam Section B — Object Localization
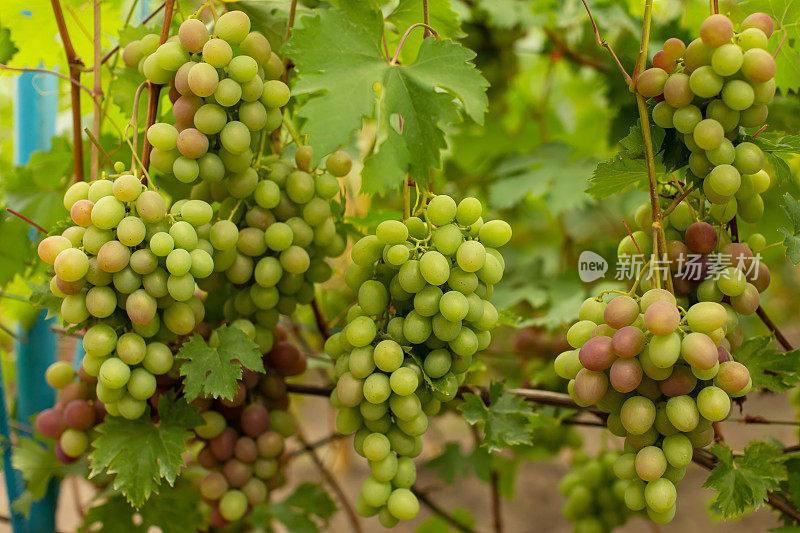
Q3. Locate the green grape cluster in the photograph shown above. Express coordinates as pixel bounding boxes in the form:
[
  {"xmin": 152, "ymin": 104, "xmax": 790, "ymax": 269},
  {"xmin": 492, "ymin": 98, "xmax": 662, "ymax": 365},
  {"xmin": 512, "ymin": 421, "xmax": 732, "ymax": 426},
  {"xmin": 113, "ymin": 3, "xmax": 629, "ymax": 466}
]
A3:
[
  {"xmin": 187, "ymin": 148, "xmax": 349, "ymax": 337},
  {"xmin": 37, "ymin": 165, "xmax": 214, "ymax": 419},
  {"xmin": 123, "ymin": 12, "xmax": 289, "ymax": 184},
  {"xmin": 638, "ymin": 12, "xmax": 776, "ymax": 224},
  {"xmin": 555, "ymin": 288, "xmax": 751, "ymax": 523},
  {"xmin": 324, "ymin": 194, "xmax": 511, "ymax": 527},
  {"xmin": 559, "ymin": 450, "xmax": 633, "ymax": 533},
  {"xmin": 192, "ymin": 325, "xmax": 304, "ymax": 526}
]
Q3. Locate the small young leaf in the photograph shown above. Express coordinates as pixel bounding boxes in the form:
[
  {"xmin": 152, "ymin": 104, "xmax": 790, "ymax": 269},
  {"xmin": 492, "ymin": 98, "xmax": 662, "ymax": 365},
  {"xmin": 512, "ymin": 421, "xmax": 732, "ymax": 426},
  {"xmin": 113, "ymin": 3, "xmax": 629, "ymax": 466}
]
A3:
[
  {"xmin": 459, "ymin": 382, "xmax": 535, "ymax": 451},
  {"xmin": 176, "ymin": 325, "xmax": 265, "ymax": 402},
  {"xmin": 733, "ymin": 336, "xmax": 800, "ymax": 392}
]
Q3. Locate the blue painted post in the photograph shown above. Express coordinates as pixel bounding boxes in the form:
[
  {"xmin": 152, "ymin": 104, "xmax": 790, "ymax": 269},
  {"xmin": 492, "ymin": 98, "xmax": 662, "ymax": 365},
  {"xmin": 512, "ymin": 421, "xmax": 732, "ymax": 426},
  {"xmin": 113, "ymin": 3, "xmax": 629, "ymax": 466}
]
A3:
[{"xmin": 10, "ymin": 69, "xmax": 60, "ymax": 532}]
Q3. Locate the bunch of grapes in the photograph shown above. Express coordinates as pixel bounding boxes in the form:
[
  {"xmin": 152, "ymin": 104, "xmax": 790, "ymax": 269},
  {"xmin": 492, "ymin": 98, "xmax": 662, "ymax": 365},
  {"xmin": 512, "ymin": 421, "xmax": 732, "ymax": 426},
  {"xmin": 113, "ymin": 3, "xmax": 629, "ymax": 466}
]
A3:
[
  {"xmin": 35, "ymin": 362, "xmax": 105, "ymax": 463},
  {"xmin": 559, "ymin": 451, "xmax": 633, "ymax": 533},
  {"xmin": 324, "ymin": 194, "xmax": 511, "ymax": 527},
  {"xmin": 555, "ymin": 288, "xmax": 751, "ymax": 523},
  {"xmin": 37, "ymin": 165, "xmax": 218, "ymax": 419},
  {"xmin": 192, "ymin": 329, "xmax": 305, "ymax": 526},
  {"xmin": 193, "ymin": 148, "xmax": 350, "ymax": 334},
  {"xmin": 125, "ymin": 12, "xmax": 292, "ymax": 185},
  {"xmin": 637, "ymin": 12, "xmax": 776, "ymax": 225},
  {"xmin": 621, "ymin": 202, "xmax": 769, "ymax": 343}
]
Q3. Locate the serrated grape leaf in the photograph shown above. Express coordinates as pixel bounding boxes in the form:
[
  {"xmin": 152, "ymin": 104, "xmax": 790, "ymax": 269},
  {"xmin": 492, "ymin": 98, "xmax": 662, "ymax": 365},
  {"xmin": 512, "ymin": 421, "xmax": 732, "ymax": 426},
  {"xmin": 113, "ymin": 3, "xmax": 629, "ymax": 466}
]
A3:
[
  {"xmin": 704, "ymin": 441, "xmax": 788, "ymax": 518},
  {"xmin": 778, "ymin": 193, "xmax": 800, "ymax": 264},
  {"xmin": 284, "ymin": 0, "xmax": 488, "ymax": 192},
  {"xmin": 248, "ymin": 483, "xmax": 337, "ymax": 533},
  {"xmin": 427, "ymin": 442, "xmax": 492, "ymax": 484},
  {"xmin": 360, "ymin": 127, "xmax": 411, "ymax": 194},
  {"xmin": 176, "ymin": 325, "xmax": 265, "ymax": 402},
  {"xmin": 0, "ymin": 24, "xmax": 18, "ymax": 63},
  {"xmin": 79, "ymin": 482, "xmax": 202, "ymax": 533},
  {"xmin": 11, "ymin": 438, "xmax": 83, "ymax": 516},
  {"xmin": 459, "ymin": 382, "xmax": 535, "ymax": 451},
  {"xmin": 385, "ymin": 0, "xmax": 463, "ymax": 64},
  {"xmin": 733, "ymin": 335, "xmax": 800, "ymax": 391},
  {"xmin": 586, "ymin": 157, "xmax": 651, "ymax": 198},
  {"xmin": 88, "ymin": 395, "xmax": 203, "ymax": 508},
  {"xmin": 417, "ymin": 508, "xmax": 476, "ymax": 533}
]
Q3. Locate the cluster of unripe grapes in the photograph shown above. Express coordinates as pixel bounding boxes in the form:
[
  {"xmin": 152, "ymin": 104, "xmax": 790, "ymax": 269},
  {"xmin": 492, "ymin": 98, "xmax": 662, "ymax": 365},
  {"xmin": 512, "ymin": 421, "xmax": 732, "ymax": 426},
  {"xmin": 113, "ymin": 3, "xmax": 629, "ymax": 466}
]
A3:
[
  {"xmin": 194, "ymin": 149, "xmax": 350, "ymax": 332},
  {"xmin": 37, "ymin": 167, "xmax": 212, "ymax": 419},
  {"xmin": 559, "ymin": 450, "xmax": 633, "ymax": 533},
  {"xmin": 638, "ymin": 12, "xmax": 776, "ymax": 224},
  {"xmin": 35, "ymin": 362, "xmax": 106, "ymax": 463},
  {"xmin": 192, "ymin": 331, "xmax": 304, "ymax": 526},
  {"xmin": 325, "ymin": 195, "xmax": 511, "ymax": 527},
  {"xmin": 124, "ymin": 12, "xmax": 291, "ymax": 185},
  {"xmin": 555, "ymin": 288, "xmax": 751, "ymax": 523}
]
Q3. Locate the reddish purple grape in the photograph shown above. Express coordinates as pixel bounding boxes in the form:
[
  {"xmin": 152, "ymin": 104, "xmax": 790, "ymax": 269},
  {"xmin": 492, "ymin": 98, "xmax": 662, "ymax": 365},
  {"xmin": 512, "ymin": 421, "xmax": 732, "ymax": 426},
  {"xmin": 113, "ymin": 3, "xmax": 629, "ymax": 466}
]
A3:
[
  {"xmin": 603, "ymin": 295, "xmax": 639, "ymax": 329},
  {"xmin": 210, "ymin": 427, "xmax": 238, "ymax": 461},
  {"xmin": 700, "ymin": 14, "xmax": 734, "ymax": 47},
  {"xmin": 742, "ymin": 12, "xmax": 774, "ymax": 38},
  {"xmin": 198, "ymin": 446, "xmax": 220, "ymax": 469},
  {"xmin": 223, "ymin": 458, "xmax": 253, "ymax": 488},
  {"xmin": 574, "ymin": 369, "xmax": 609, "ymax": 405},
  {"xmin": 658, "ymin": 366, "xmax": 697, "ymax": 397},
  {"xmin": 715, "ymin": 361, "xmax": 750, "ymax": 394},
  {"xmin": 240, "ymin": 405, "xmax": 270, "ymax": 437},
  {"xmin": 59, "ymin": 382, "xmax": 90, "ymax": 405},
  {"xmin": 36, "ymin": 407, "xmax": 67, "ymax": 439},
  {"xmin": 611, "ymin": 326, "xmax": 646, "ymax": 358},
  {"xmin": 644, "ymin": 301, "xmax": 680, "ymax": 335},
  {"xmin": 685, "ymin": 222, "xmax": 718, "ymax": 254},
  {"xmin": 609, "ymin": 358, "xmax": 643, "ymax": 393},
  {"xmin": 64, "ymin": 400, "xmax": 96, "ymax": 430},
  {"xmin": 220, "ymin": 382, "xmax": 247, "ymax": 408},
  {"xmin": 578, "ymin": 336, "xmax": 615, "ymax": 371},
  {"xmin": 235, "ymin": 437, "xmax": 259, "ymax": 463}
]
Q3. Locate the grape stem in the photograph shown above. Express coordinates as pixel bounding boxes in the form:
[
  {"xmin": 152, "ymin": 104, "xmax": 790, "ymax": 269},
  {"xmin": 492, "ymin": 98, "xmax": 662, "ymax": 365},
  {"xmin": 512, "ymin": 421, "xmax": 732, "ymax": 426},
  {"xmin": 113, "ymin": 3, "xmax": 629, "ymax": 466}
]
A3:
[
  {"xmin": 752, "ymin": 124, "xmax": 769, "ymax": 138},
  {"xmin": 140, "ymin": 0, "xmax": 177, "ymax": 177},
  {"xmin": 631, "ymin": 0, "xmax": 653, "ymax": 86},
  {"xmin": 83, "ymin": 127, "xmax": 114, "ymax": 169},
  {"xmin": 621, "ymin": 219, "xmax": 643, "ymax": 255},
  {"xmin": 91, "ymin": 0, "xmax": 102, "ymax": 181},
  {"xmin": 0, "ymin": 64, "xmax": 96, "ymax": 100},
  {"xmin": 774, "ymin": 27, "xmax": 787, "ymax": 59},
  {"xmin": 51, "ymin": 0, "xmax": 85, "ymax": 182},
  {"xmin": 414, "ymin": 488, "xmax": 476, "ymax": 533},
  {"xmin": 579, "ymin": 0, "xmax": 631, "ymax": 84},
  {"xmin": 756, "ymin": 306, "xmax": 794, "ymax": 351},
  {"xmin": 710, "ymin": 0, "xmax": 719, "ymax": 16},
  {"xmin": 544, "ymin": 27, "xmax": 608, "ymax": 73},
  {"xmin": 422, "ymin": 0, "xmax": 431, "ymax": 38},
  {"xmin": 310, "ymin": 298, "xmax": 331, "ymax": 340},
  {"xmin": 5, "ymin": 208, "xmax": 46, "ymax": 233},
  {"xmin": 295, "ymin": 429, "xmax": 365, "ymax": 533},
  {"xmin": 390, "ymin": 23, "xmax": 440, "ymax": 65},
  {"xmin": 661, "ymin": 184, "xmax": 696, "ymax": 217}
]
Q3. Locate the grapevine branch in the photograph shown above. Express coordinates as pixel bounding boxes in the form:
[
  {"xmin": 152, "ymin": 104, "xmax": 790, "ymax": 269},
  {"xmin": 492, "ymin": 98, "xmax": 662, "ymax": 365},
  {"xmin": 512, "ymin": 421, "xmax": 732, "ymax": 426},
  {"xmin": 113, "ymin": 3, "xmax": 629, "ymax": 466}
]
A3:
[
  {"xmin": 756, "ymin": 306, "xmax": 794, "ymax": 352},
  {"xmin": 50, "ymin": 0, "xmax": 85, "ymax": 181},
  {"xmin": 543, "ymin": 27, "xmax": 607, "ymax": 72},
  {"xmin": 422, "ymin": 0, "xmax": 431, "ymax": 38},
  {"xmin": 310, "ymin": 298, "xmax": 331, "ymax": 340},
  {"xmin": 140, "ymin": 0, "xmax": 176, "ymax": 176},
  {"xmin": 295, "ymin": 430, "xmax": 364, "ymax": 533},
  {"xmin": 414, "ymin": 488, "xmax": 475, "ymax": 533}
]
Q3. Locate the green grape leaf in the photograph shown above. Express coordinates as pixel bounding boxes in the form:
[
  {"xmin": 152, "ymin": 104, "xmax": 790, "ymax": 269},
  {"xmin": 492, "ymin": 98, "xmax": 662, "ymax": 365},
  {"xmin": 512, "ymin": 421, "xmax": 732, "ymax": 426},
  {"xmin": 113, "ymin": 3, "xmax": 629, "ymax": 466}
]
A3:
[
  {"xmin": 11, "ymin": 438, "xmax": 83, "ymax": 516},
  {"xmin": 733, "ymin": 335, "xmax": 800, "ymax": 391},
  {"xmin": 284, "ymin": 0, "xmax": 488, "ymax": 191},
  {"xmin": 778, "ymin": 193, "xmax": 800, "ymax": 264},
  {"xmin": 488, "ymin": 144, "xmax": 596, "ymax": 214},
  {"xmin": 459, "ymin": 382, "xmax": 535, "ymax": 451},
  {"xmin": 473, "ymin": 0, "xmax": 540, "ymax": 28},
  {"xmin": 360, "ymin": 127, "xmax": 411, "ymax": 194},
  {"xmin": 176, "ymin": 325, "xmax": 265, "ymax": 402},
  {"xmin": 529, "ymin": 277, "xmax": 587, "ymax": 330},
  {"xmin": 28, "ymin": 281, "xmax": 62, "ymax": 319},
  {"xmin": 704, "ymin": 441, "xmax": 789, "ymax": 518},
  {"xmin": 585, "ymin": 157, "xmax": 650, "ymax": 199},
  {"xmin": 344, "ymin": 209, "xmax": 403, "ymax": 233},
  {"xmin": 0, "ymin": 24, "xmax": 18, "ymax": 63},
  {"xmin": 385, "ymin": 0, "xmax": 464, "ymax": 64},
  {"xmin": 88, "ymin": 395, "xmax": 203, "ymax": 508},
  {"xmin": 0, "ymin": 210, "xmax": 35, "ymax": 286},
  {"xmin": 79, "ymin": 481, "xmax": 202, "ymax": 533},
  {"xmin": 248, "ymin": 483, "xmax": 337, "ymax": 533},
  {"xmin": 427, "ymin": 442, "xmax": 491, "ymax": 484}
]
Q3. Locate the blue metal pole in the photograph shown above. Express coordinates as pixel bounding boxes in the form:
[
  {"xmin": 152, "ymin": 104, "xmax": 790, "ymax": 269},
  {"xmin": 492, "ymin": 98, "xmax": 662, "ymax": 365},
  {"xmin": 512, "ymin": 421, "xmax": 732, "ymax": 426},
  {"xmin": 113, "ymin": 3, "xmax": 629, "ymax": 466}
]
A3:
[{"xmin": 11, "ymin": 69, "xmax": 59, "ymax": 533}]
